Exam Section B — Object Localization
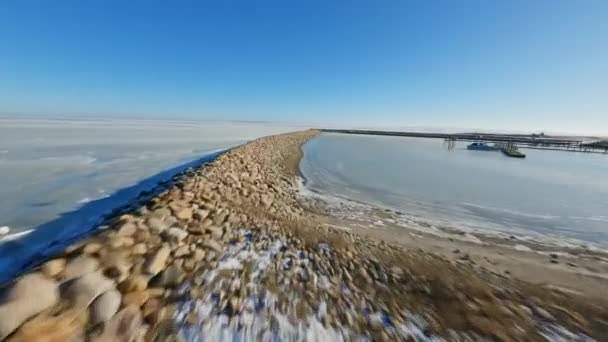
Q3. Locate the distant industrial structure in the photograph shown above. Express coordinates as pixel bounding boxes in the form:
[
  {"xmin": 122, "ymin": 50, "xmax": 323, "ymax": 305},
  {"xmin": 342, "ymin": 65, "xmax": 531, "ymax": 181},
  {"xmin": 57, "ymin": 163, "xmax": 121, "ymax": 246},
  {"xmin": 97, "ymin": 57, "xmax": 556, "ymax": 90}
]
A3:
[{"xmin": 321, "ymin": 129, "xmax": 608, "ymax": 154}]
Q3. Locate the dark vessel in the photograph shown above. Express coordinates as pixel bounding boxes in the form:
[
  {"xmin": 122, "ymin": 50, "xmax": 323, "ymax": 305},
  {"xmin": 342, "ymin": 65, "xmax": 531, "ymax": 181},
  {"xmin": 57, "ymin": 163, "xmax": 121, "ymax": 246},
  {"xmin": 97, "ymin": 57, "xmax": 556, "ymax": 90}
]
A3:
[
  {"xmin": 467, "ymin": 142, "xmax": 499, "ymax": 151},
  {"xmin": 501, "ymin": 143, "xmax": 526, "ymax": 158}
]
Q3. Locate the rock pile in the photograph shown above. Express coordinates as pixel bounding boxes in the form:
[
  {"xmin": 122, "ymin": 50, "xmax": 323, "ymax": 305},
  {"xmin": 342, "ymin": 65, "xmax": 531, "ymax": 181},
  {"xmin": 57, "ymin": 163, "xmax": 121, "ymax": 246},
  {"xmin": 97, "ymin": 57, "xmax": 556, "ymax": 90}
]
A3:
[{"xmin": 0, "ymin": 130, "xmax": 605, "ymax": 341}]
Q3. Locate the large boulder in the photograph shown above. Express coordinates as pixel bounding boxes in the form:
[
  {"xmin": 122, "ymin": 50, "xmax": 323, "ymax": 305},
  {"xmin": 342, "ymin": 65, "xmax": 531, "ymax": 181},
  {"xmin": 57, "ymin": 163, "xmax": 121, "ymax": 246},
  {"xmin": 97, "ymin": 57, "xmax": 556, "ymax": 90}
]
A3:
[
  {"xmin": 173, "ymin": 245, "xmax": 190, "ymax": 257},
  {"xmin": 89, "ymin": 306, "xmax": 143, "ymax": 342},
  {"xmin": 162, "ymin": 227, "xmax": 188, "ymax": 246},
  {"xmin": 203, "ymin": 240, "xmax": 223, "ymax": 253},
  {"xmin": 132, "ymin": 243, "xmax": 147, "ymax": 255},
  {"xmin": 145, "ymin": 246, "xmax": 171, "ymax": 275},
  {"xmin": 149, "ymin": 265, "xmax": 185, "ymax": 289},
  {"xmin": 175, "ymin": 207, "xmax": 193, "ymax": 221},
  {"xmin": 150, "ymin": 207, "xmax": 171, "ymax": 220},
  {"xmin": 146, "ymin": 217, "xmax": 167, "ymax": 233},
  {"xmin": 122, "ymin": 291, "xmax": 150, "ymax": 308},
  {"xmin": 116, "ymin": 221, "xmax": 137, "ymax": 236},
  {"xmin": 6, "ymin": 308, "xmax": 85, "ymax": 342},
  {"xmin": 193, "ymin": 209, "xmax": 210, "ymax": 221},
  {"xmin": 118, "ymin": 275, "xmax": 149, "ymax": 293},
  {"xmin": 64, "ymin": 255, "xmax": 100, "ymax": 280},
  {"xmin": 63, "ymin": 271, "xmax": 115, "ymax": 309},
  {"xmin": 206, "ymin": 226, "xmax": 224, "ymax": 240},
  {"xmin": 90, "ymin": 290, "xmax": 122, "ymax": 325},
  {"xmin": 40, "ymin": 258, "xmax": 66, "ymax": 278},
  {"xmin": 101, "ymin": 254, "xmax": 132, "ymax": 283},
  {"xmin": 0, "ymin": 273, "xmax": 59, "ymax": 340},
  {"xmin": 83, "ymin": 242, "xmax": 104, "ymax": 254}
]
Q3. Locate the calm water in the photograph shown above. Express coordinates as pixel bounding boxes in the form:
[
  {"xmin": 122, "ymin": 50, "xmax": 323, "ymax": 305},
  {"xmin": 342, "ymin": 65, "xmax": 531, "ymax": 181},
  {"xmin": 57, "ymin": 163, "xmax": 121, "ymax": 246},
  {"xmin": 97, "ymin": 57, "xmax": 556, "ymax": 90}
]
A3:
[
  {"xmin": 0, "ymin": 118, "xmax": 299, "ymax": 235},
  {"xmin": 301, "ymin": 133, "xmax": 608, "ymax": 246}
]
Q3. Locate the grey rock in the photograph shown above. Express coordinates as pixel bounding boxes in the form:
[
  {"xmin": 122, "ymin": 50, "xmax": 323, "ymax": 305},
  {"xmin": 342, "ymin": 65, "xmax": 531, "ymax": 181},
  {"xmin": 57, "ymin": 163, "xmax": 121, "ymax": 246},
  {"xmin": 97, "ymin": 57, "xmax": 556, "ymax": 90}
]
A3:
[
  {"xmin": 90, "ymin": 290, "xmax": 121, "ymax": 325},
  {"xmin": 102, "ymin": 256, "xmax": 132, "ymax": 283},
  {"xmin": 206, "ymin": 225, "xmax": 224, "ymax": 239},
  {"xmin": 213, "ymin": 211, "xmax": 227, "ymax": 225},
  {"xmin": 116, "ymin": 221, "xmax": 137, "ymax": 236},
  {"xmin": 194, "ymin": 209, "xmax": 210, "ymax": 221},
  {"xmin": 64, "ymin": 255, "xmax": 100, "ymax": 280},
  {"xmin": 132, "ymin": 243, "xmax": 147, "ymax": 255},
  {"xmin": 164, "ymin": 215, "xmax": 178, "ymax": 228},
  {"xmin": 109, "ymin": 236, "xmax": 135, "ymax": 249},
  {"xmin": 201, "ymin": 218, "xmax": 213, "ymax": 228},
  {"xmin": 534, "ymin": 306, "xmax": 555, "ymax": 321},
  {"xmin": 147, "ymin": 217, "xmax": 168, "ymax": 233},
  {"xmin": 162, "ymin": 227, "xmax": 188, "ymax": 245},
  {"xmin": 175, "ymin": 207, "xmax": 193, "ymax": 221},
  {"xmin": 89, "ymin": 305, "xmax": 143, "ymax": 342},
  {"xmin": 191, "ymin": 248, "xmax": 206, "ymax": 262},
  {"xmin": 150, "ymin": 207, "xmax": 172, "ymax": 220},
  {"xmin": 119, "ymin": 275, "xmax": 149, "ymax": 293},
  {"xmin": 64, "ymin": 271, "xmax": 115, "ymax": 309},
  {"xmin": 173, "ymin": 245, "xmax": 190, "ymax": 258},
  {"xmin": 83, "ymin": 242, "xmax": 104, "ymax": 254},
  {"xmin": 149, "ymin": 265, "xmax": 185, "ymax": 288},
  {"xmin": 203, "ymin": 240, "xmax": 223, "ymax": 253},
  {"xmin": 145, "ymin": 246, "xmax": 171, "ymax": 275},
  {"xmin": 41, "ymin": 258, "xmax": 66, "ymax": 278}
]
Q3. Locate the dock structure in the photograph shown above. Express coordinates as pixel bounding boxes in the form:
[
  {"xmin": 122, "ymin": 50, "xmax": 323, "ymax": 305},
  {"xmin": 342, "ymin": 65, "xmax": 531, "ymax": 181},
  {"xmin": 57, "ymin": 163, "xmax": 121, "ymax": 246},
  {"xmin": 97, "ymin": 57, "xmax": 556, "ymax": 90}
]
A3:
[{"xmin": 321, "ymin": 129, "xmax": 608, "ymax": 153}]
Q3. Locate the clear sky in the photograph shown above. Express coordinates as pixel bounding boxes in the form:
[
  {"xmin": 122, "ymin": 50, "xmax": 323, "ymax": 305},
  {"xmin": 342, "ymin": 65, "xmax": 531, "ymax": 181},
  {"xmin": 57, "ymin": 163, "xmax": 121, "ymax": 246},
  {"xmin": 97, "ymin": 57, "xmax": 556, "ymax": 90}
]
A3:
[{"xmin": 1, "ymin": 1, "xmax": 607, "ymax": 134}]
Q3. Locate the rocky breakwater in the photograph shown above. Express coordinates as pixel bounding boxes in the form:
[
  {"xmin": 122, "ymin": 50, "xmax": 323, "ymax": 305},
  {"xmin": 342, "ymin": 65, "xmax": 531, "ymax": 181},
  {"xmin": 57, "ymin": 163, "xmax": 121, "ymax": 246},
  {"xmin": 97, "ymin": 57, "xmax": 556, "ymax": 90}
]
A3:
[{"xmin": 0, "ymin": 129, "xmax": 607, "ymax": 341}]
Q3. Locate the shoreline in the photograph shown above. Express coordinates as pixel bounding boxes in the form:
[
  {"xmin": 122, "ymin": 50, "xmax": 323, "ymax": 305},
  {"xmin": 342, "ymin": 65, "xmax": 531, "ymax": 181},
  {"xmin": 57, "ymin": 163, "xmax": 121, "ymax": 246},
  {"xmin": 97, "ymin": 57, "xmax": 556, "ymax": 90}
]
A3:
[
  {"xmin": 0, "ymin": 130, "xmax": 607, "ymax": 341},
  {"xmin": 0, "ymin": 147, "xmax": 230, "ymax": 242},
  {"xmin": 297, "ymin": 184, "xmax": 608, "ymax": 300},
  {"xmin": 300, "ymin": 180, "xmax": 608, "ymax": 250},
  {"xmin": 0, "ymin": 150, "xmax": 226, "ymax": 284}
]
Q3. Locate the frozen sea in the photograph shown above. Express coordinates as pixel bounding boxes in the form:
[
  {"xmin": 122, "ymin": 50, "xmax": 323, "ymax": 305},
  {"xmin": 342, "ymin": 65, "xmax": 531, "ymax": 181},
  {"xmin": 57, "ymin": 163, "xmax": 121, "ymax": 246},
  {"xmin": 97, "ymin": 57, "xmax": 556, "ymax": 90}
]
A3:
[
  {"xmin": 301, "ymin": 133, "xmax": 608, "ymax": 247},
  {"xmin": 0, "ymin": 117, "xmax": 302, "ymax": 237}
]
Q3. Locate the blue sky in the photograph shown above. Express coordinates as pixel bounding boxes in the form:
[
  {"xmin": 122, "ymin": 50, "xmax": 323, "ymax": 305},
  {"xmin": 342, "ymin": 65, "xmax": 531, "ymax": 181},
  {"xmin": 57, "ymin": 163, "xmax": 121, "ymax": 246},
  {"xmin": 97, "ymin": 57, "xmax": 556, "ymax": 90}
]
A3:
[{"xmin": 1, "ymin": 1, "xmax": 607, "ymax": 134}]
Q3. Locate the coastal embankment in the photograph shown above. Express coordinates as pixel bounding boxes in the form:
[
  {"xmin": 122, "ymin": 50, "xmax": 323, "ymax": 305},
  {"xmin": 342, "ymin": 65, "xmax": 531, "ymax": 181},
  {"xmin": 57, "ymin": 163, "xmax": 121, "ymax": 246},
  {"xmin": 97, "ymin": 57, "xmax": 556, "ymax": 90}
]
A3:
[{"xmin": 0, "ymin": 130, "xmax": 607, "ymax": 341}]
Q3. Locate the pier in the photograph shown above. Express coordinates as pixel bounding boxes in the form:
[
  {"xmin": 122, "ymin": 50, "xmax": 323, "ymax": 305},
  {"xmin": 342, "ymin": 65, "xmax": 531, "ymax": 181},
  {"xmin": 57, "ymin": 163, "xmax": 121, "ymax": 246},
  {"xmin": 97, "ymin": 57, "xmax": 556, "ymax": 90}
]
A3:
[{"xmin": 321, "ymin": 129, "xmax": 608, "ymax": 153}]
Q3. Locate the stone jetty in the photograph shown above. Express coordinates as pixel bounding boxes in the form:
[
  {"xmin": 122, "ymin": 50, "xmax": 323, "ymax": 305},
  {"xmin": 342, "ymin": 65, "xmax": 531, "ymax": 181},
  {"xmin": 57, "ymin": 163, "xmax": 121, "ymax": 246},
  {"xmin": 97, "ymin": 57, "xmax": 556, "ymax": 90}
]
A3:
[{"xmin": 0, "ymin": 130, "xmax": 606, "ymax": 341}]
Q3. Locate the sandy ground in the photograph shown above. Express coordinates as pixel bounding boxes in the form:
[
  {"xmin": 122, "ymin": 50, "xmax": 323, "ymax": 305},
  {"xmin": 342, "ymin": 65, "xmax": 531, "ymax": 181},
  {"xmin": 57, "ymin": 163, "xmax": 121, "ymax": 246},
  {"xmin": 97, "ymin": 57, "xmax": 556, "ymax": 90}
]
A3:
[{"xmin": 300, "ymin": 190, "xmax": 608, "ymax": 302}]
